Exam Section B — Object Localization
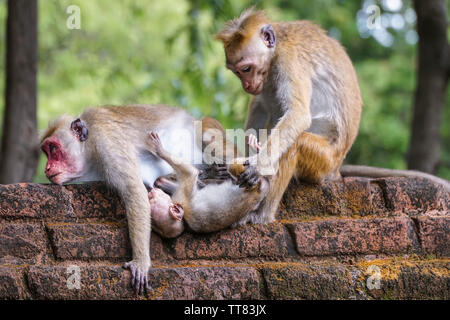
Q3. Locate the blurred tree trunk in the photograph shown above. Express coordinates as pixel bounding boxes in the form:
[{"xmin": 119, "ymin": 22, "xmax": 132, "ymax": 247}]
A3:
[
  {"xmin": 0, "ymin": 0, "xmax": 39, "ymax": 183},
  {"xmin": 407, "ymin": 0, "xmax": 449, "ymax": 174}
]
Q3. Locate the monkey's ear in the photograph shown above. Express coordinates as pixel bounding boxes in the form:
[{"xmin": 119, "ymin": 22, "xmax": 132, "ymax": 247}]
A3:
[
  {"xmin": 70, "ymin": 118, "xmax": 89, "ymax": 142},
  {"xmin": 169, "ymin": 203, "xmax": 184, "ymax": 221},
  {"xmin": 261, "ymin": 24, "xmax": 275, "ymax": 48}
]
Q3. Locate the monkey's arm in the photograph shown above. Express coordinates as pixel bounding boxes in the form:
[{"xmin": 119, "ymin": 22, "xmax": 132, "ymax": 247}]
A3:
[
  {"xmin": 252, "ymin": 70, "xmax": 312, "ymax": 175},
  {"xmin": 93, "ymin": 135, "xmax": 151, "ymax": 295},
  {"xmin": 245, "ymin": 97, "xmax": 270, "ymax": 133}
]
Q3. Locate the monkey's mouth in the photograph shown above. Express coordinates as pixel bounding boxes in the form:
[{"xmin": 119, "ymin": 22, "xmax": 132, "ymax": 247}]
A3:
[
  {"xmin": 47, "ymin": 172, "xmax": 61, "ymax": 180},
  {"xmin": 47, "ymin": 172, "xmax": 66, "ymax": 184},
  {"xmin": 247, "ymin": 82, "xmax": 263, "ymax": 95}
]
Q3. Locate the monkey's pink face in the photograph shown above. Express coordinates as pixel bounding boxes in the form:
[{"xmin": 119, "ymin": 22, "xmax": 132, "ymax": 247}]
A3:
[
  {"xmin": 149, "ymin": 188, "xmax": 184, "ymax": 223},
  {"xmin": 41, "ymin": 136, "xmax": 83, "ymax": 185}
]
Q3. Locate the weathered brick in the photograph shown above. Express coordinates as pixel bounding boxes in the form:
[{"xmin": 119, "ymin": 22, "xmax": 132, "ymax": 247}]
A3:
[
  {"xmin": 1, "ymin": 178, "xmax": 448, "ymax": 300},
  {"xmin": 0, "ymin": 223, "xmax": 47, "ymax": 259},
  {"xmin": 47, "ymin": 223, "xmax": 130, "ymax": 260},
  {"xmin": 47, "ymin": 223, "xmax": 167, "ymax": 262},
  {"xmin": 262, "ymin": 263, "xmax": 353, "ymax": 299},
  {"xmin": 0, "ymin": 266, "xmax": 27, "ymax": 299},
  {"xmin": 279, "ymin": 180, "xmax": 342, "ymax": 219},
  {"xmin": 286, "ymin": 217, "xmax": 414, "ymax": 256},
  {"xmin": 173, "ymin": 223, "xmax": 296, "ymax": 260},
  {"xmin": 148, "ymin": 267, "xmax": 260, "ymax": 299},
  {"xmin": 65, "ymin": 183, "xmax": 126, "ymax": 219},
  {"xmin": 0, "ymin": 183, "xmax": 73, "ymax": 220},
  {"xmin": 27, "ymin": 265, "xmax": 259, "ymax": 299},
  {"xmin": 279, "ymin": 177, "xmax": 385, "ymax": 219},
  {"xmin": 340, "ymin": 177, "xmax": 385, "ymax": 216},
  {"xmin": 376, "ymin": 177, "xmax": 449, "ymax": 214},
  {"xmin": 356, "ymin": 259, "xmax": 450, "ymax": 299},
  {"xmin": 27, "ymin": 265, "xmax": 134, "ymax": 299},
  {"xmin": 414, "ymin": 216, "xmax": 450, "ymax": 256}
]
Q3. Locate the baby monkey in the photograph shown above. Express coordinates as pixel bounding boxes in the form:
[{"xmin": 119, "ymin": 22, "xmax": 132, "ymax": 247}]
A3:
[{"xmin": 147, "ymin": 131, "xmax": 267, "ymax": 238}]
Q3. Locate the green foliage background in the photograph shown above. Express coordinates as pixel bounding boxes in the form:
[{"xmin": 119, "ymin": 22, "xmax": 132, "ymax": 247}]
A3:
[{"xmin": 0, "ymin": 0, "xmax": 448, "ymax": 182}]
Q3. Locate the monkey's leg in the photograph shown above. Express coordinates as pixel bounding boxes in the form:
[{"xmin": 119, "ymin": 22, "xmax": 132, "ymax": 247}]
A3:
[
  {"xmin": 200, "ymin": 117, "xmax": 252, "ymax": 181},
  {"xmin": 148, "ymin": 132, "xmax": 198, "ymax": 198},
  {"xmin": 235, "ymin": 144, "xmax": 300, "ymax": 226},
  {"xmin": 239, "ymin": 132, "xmax": 339, "ymax": 225},
  {"xmin": 294, "ymin": 132, "xmax": 341, "ymax": 183},
  {"xmin": 201, "ymin": 117, "xmax": 240, "ymax": 165}
]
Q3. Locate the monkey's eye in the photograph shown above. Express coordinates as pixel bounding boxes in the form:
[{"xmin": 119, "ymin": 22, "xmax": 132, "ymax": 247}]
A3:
[
  {"xmin": 241, "ymin": 66, "xmax": 251, "ymax": 73},
  {"xmin": 49, "ymin": 144, "xmax": 56, "ymax": 155}
]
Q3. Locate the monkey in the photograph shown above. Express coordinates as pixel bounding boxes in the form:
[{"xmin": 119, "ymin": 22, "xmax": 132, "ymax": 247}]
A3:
[
  {"xmin": 216, "ymin": 8, "xmax": 363, "ymax": 224},
  {"xmin": 216, "ymin": 8, "xmax": 450, "ymax": 227},
  {"xmin": 40, "ymin": 104, "xmax": 250, "ymax": 294},
  {"xmin": 145, "ymin": 131, "xmax": 268, "ymax": 236}
]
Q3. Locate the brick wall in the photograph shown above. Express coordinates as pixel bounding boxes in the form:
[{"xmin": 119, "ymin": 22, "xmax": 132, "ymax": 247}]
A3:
[{"xmin": 0, "ymin": 177, "xmax": 448, "ymax": 299}]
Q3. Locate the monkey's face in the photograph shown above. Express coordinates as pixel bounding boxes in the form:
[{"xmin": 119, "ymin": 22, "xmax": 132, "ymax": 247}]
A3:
[
  {"xmin": 41, "ymin": 135, "xmax": 84, "ymax": 185},
  {"xmin": 149, "ymin": 188, "xmax": 184, "ymax": 227},
  {"xmin": 228, "ymin": 59, "xmax": 267, "ymax": 95},
  {"xmin": 225, "ymin": 25, "xmax": 275, "ymax": 95},
  {"xmin": 148, "ymin": 188, "xmax": 172, "ymax": 218},
  {"xmin": 41, "ymin": 117, "xmax": 89, "ymax": 185},
  {"xmin": 41, "ymin": 129, "xmax": 88, "ymax": 185}
]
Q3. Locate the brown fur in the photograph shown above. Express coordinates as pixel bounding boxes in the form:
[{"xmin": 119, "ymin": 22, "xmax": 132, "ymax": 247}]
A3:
[
  {"xmin": 215, "ymin": 8, "xmax": 270, "ymax": 52},
  {"xmin": 41, "ymin": 104, "xmax": 270, "ymax": 293},
  {"xmin": 40, "ymin": 104, "xmax": 207, "ymax": 294},
  {"xmin": 218, "ymin": 8, "xmax": 450, "ymax": 227},
  {"xmin": 146, "ymin": 131, "xmax": 268, "ymax": 234},
  {"xmin": 217, "ymin": 9, "xmax": 363, "ymax": 224}
]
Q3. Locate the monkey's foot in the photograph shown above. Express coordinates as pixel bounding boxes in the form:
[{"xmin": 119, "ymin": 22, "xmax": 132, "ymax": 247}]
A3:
[
  {"xmin": 198, "ymin": 163, "xmax": 231, "ymax": 180},
  {"xmin": 123, "ymin": 260, "xmax": 152, "ymax": 295}
]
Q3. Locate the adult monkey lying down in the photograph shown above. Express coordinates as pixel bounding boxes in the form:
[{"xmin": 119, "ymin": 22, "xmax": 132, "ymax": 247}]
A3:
[{"xmin": 40, "ymin": 104, "xmax": 264, "ymax": 294}]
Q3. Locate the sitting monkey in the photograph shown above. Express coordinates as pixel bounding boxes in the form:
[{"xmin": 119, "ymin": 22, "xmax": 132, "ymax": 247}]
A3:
[{"xmin": 145, "ymin": 131, "xmax": 267, "ymax": 237}]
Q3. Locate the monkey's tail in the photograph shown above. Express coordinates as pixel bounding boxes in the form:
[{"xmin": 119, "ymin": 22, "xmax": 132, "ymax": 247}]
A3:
[{"xmin": 340, "ymin": 165, "xmax": 450, "ymax": 193}]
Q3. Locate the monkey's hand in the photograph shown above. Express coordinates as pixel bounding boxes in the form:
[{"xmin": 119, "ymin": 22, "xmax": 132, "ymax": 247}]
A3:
[
  {"xmin": 237, "ymin": 160, "xmax": 261, "ymax": 189},
  {"xmin": 248, "ymin": 134, "xmax": 261, "ymax": 153},
  {"xmin": 123, "ymin": 259, "xmax": 151, "ymax": 295},
  {"xmin": 146, "ymin": 131, "xmax": 163, "ymax": 156}
]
